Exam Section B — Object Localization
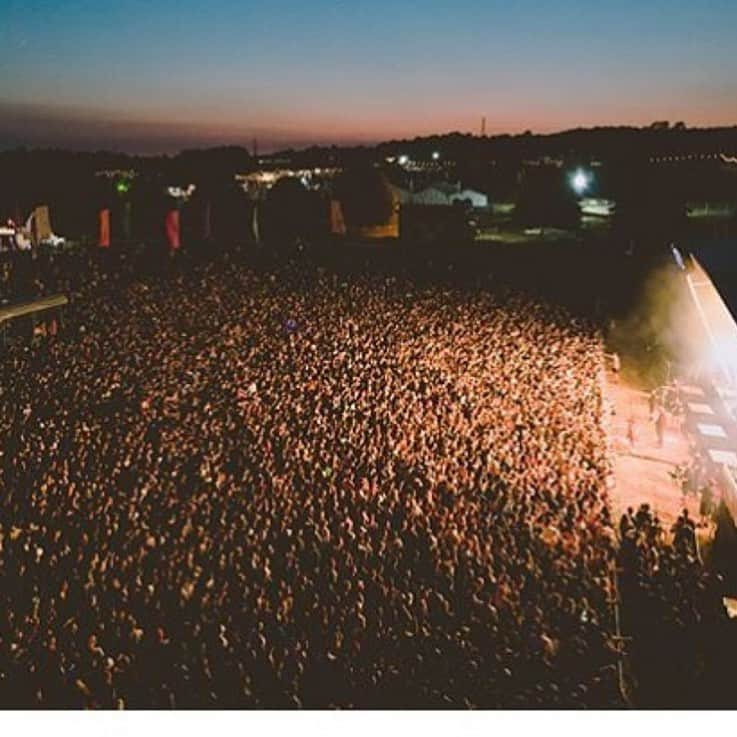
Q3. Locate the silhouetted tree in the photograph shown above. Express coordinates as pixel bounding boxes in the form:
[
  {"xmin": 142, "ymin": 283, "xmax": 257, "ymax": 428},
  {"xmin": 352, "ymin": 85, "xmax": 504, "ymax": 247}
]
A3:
[
  {"xmin": 334, "ymin": 167, "xmax": 395, "ymax": 229},
  {"xmin": 129, "ymin": 176, "xmax": 168, "ymax": 243},
  {"xmin": 612, "ymin": 159, "xmax": 687, "ymax": 257},
  {"xmin": 260, "ymin": 177, "xmax": 315, "ymax": 247},
  {"xmin": 515, "ymin": 166, "xmax": 579, "ymax": 231}
]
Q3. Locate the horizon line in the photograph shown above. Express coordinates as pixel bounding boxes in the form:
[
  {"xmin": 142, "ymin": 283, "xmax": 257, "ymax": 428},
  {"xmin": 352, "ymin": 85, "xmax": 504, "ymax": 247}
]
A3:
[{"xmin": 2, "ymin": 121, "xmax": 737, "ymax": 159}]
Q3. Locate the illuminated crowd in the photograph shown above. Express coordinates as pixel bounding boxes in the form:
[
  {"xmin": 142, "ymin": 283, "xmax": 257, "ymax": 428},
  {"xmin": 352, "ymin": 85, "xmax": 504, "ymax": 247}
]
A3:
[{"xmin": 0, "ymin": 253, "xmax": 622, "ymax": 707}]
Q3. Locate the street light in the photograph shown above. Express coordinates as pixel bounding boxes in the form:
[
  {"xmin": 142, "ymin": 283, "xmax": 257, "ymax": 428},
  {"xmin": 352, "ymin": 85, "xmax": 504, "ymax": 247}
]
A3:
[{"xmin": 570, "ymin": 168, "xmax": 591, "ymax": 196}]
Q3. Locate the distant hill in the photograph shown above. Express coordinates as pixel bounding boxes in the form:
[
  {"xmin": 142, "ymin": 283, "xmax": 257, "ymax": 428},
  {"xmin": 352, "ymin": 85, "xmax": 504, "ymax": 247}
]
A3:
[
  {"xmin": 0, "ymin": 146, "xmax": 255, "ymax": 179},
  {"xmin": 1, "ymin": 125, "xmax": 735, "ymax": 235},
  {"xmin": 2, "ymin": 125, "xmax": 737, "ymax": 174},
  {"xmin": 270, "ymin": 124, "xmax": 737, "ymax": 167}
]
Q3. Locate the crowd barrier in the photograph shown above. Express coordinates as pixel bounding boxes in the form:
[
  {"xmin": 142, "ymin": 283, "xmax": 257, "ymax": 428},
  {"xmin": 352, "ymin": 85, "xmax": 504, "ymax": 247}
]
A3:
[
  {"xmin": 0, "ymin": 293, "xmax": 68, "ymax": 324},
  {"xmin": 0, "ymin": 293, "xmax": 68, "ymax": 347}
]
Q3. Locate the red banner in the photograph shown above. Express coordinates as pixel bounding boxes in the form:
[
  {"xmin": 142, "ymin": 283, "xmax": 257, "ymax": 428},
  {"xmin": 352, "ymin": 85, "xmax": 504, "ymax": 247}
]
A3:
[
  {"xmin": 330, "ymin": 200, "xmax": 346, "ymax": 235},
  {"xmin": 166, "ymin": 210, "xmax": 180, "ymax": 250},
  {"xmin": 98, "ymin": 208, "xmax": 110, "ymax": 248}
]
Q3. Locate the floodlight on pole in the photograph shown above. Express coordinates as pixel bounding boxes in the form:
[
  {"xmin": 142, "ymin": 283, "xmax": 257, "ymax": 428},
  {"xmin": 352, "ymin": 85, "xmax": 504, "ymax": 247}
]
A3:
[{"xmin": 570, "ymin": 168, "xmax": 591, "ymax": 196}]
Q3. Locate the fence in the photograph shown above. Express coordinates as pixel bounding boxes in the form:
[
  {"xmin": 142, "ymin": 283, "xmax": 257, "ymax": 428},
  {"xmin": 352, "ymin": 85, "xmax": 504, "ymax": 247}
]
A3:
[{"xmin": 0, "ymin": 293, "xmax": 68, "ymax": 347}]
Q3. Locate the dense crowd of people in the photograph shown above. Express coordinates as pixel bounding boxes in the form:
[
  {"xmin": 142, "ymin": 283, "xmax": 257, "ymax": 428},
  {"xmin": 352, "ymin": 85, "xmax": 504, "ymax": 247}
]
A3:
[
  {"xmin": 618, "ymin": 503, "xmax": 736, "ymax": 707},
  {"xmin": 0, "ymin": 247, "xmax": 84, "ymax": 305},
  {"xmin": 0, "ymin": 248, "xmax": 624, "ymax": 708}
]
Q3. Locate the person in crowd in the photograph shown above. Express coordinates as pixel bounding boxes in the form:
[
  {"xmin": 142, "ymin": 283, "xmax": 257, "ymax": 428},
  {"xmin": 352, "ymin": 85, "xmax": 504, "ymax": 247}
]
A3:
[
  {"xmin": 699, "ymin": 481, "xmax": 715, "ymax": 527},
  {"xmin": 611, "ymin": 352, "xmax": 621, "ymax": 382},
  {"xmin": 648, "ymin": 389, "xmax": 658, "ymax": 420},
  {"xmin": 654, "ymin": 408, "xmax": 667, "ymax": 448},
  {"xmin": 618, "ymin": 499, "xmax": 735, "ymax": 707},
  {"xmin": 619, "ymin": 507, "xmax": 635, "ymax": 539},
  {"xmin": 626, "ymin": 415, "xmax": 636, "ymax": 449}
]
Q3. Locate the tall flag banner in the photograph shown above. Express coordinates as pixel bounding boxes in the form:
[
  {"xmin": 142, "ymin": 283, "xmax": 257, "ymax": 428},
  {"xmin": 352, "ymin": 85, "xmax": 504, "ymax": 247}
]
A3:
[
  {"xmin": 251, "ymin": 203, "xmax": 261, "ymax": 243},
  {"xmin": 166, "ymin": 210, "xmax": 181, "ymax": 250},
  {"xmin": 33, "ymin": 205, "xmax": 52, "ymax": 245},
  {"xmin": 330, "ymin": 200, "xmax": 346, "ymax": 235},
  {"xmin": 98, "ymin": 208, "xmax": 111, "ymax": 248}
]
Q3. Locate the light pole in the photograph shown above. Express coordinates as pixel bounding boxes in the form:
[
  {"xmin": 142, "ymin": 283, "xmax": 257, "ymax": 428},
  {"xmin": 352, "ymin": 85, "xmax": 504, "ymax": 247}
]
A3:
[{"xmin": 570, "ymin": 168, "xmax": 591, "ymax": 197}]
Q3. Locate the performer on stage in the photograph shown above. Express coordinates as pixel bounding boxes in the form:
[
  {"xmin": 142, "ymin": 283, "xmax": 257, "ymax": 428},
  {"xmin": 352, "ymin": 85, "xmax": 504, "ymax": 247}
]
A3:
[{"xmin": 655, "ymin": 409, "xmax": 667, "ymax": 448}]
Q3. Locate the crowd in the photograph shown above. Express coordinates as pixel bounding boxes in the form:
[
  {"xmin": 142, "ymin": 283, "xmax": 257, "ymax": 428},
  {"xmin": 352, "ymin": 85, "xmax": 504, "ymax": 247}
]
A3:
[
  {"xmin": 0, "ymin": 248, "xmax": 83, "ymax": 305},
  {"xmin": 669, "ymin": 456, "xmax": 716, "ymax": 523},
  {"xmin": 618, "ymin": 503, "xmax": 736, "ymax": 707},
  {"xmin": 0, "ymin": 250, "xmax": 624, "ymax": 708}
]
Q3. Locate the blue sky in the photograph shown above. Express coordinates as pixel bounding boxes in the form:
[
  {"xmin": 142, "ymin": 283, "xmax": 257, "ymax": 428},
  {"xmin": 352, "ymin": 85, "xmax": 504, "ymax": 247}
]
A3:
[{"xmin": 1, "ymin": 0, "xmax": 736, "ymax": 151}]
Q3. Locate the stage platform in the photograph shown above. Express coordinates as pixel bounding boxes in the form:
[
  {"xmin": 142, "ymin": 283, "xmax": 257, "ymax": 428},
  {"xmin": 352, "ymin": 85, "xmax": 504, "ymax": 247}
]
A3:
[{"xmin": 603, "ymin": 368, "xmax": 700, "ymax": 534}]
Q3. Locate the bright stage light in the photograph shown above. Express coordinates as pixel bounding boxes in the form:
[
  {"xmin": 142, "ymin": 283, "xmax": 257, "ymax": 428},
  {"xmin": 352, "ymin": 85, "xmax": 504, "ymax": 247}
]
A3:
[
  {"xmin": 683, "ymin": 255, "xmax": 737, "ymax": 385},
  {"xmin": 398, "ymin": 155, "xmax": 409, "ymax": 166},
  {"xmin": 432, "ymin": 151, "xmax": 440, "ymax": 161}
]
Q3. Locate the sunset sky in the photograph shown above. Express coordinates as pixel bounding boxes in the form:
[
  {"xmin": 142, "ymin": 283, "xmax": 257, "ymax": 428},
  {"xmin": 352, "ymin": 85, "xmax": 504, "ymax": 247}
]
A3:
[{"xmin": 2, "ymin": 0, "xmax": 737, "ymax": 153}]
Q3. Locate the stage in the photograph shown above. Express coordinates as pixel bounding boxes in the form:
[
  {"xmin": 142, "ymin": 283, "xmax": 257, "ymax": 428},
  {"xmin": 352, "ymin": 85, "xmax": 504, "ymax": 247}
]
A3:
[{"xmin": 603, "ymin": 366, "xmax": 701, "ymax": 534}]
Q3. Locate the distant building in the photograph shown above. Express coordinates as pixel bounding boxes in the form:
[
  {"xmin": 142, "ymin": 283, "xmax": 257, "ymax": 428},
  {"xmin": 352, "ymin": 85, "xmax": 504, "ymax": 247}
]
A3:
[
  {"xmin": 686, "ymin": 201, "xmax": 736, "ymax": 220},
  {"xmin": 236, "ymin": 167, "xmax": 340, "ymax": 199},
  {"xmin": 95, "ymin": 169, "xmax": 137, "ymax": 180},
  {"xmin": 411, "ymin": 182, "xmax": 489, "ymax": 209},
  {"xmin": 390, "ymin": 184, "xmax": 413, "ymax": 205},
  {"xmin": 452, "ymin": 188, "xmax": 489, "ymax": 209},
  {"xmin": 387, "ymin": 155, "xmax": 450, "ymax": 173},
  {"xmin": 412, "ymin": 182, "xmax": 458, "ymax": 206},
  {"xmin": 579, "ymin": 198, "xmax": 616, "ymax": 217},
  {"xmin": 523, "ymin": 156, "xmax": 564, "ymax": 168},
  {"xmin": 166, "ymin": 184, "xmax": 196, "ymax": 201}
]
